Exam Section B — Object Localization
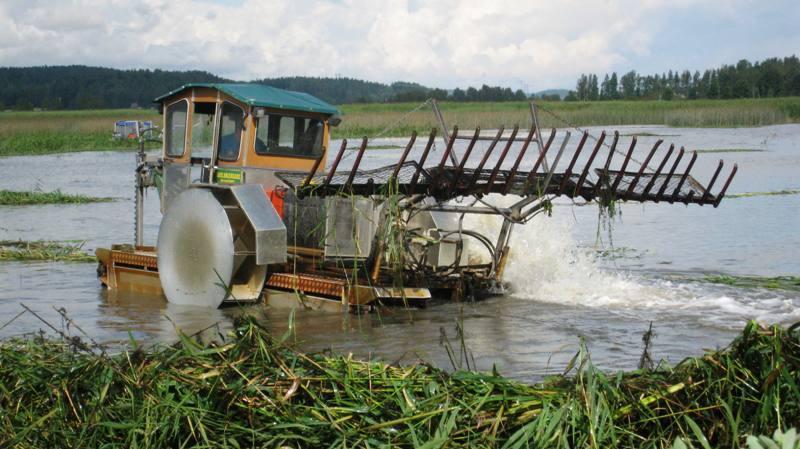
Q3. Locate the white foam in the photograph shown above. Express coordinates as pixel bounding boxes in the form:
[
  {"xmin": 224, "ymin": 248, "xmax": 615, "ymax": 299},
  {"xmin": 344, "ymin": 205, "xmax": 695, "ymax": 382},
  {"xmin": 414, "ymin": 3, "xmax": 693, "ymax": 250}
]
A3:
[{"xmin": 460, "ymin": 196, "xmax": 800, "ymax": 328}]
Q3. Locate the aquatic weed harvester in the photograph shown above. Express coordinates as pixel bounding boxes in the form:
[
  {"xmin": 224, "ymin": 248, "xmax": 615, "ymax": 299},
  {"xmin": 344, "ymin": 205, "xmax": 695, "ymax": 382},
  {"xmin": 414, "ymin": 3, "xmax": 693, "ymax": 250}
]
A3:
[{"xmin": 97, "ymin": 84, "xmax": 737, "ymax": 310}]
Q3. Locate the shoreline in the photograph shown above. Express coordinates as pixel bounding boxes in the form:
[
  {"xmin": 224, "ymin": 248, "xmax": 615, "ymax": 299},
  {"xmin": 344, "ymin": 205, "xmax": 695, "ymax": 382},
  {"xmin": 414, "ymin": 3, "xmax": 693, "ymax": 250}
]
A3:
[{"xmin": 2, "ymin": 97, "xmax": 799, "ymax": 156}]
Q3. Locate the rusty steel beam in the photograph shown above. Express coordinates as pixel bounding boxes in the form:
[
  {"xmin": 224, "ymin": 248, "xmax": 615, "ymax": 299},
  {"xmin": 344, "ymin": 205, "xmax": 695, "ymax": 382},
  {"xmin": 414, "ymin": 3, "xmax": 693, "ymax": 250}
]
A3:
[
  {"xmin": 625, "ymin": 139, "xmax": 663, "ymax": 196},
  {"xmin": 601, "ymin": 131, "xmax": 620, "ymax": 170},
  {"xmin": 540, "ymin": 131, "xmax": 572, "ymax": 193},
  {"xmin": 485, "ymin": 125, "xmax": 519, "ymax": 194},
  {"xmin": 436, "ymin": 125, "xmax": 459, "ymax": 172},
  {"xmin": 684, "ymin": 190, "xmax": 696, "ymax": 205},
  {"xmin": 453, "ymin": 128, "xmax": 481, "ymax": 187},
  {"xmin": 526, "ymin": 128, "xmax": 557, "ymax": 184},
  {"xmin": 558, "ymin": 130, "xmax": 589, "ymax": 195},
  {"xmin": 302, "ymin": 152, "xmax": 325, "ymax": 188},
  {"xmin": 502, "ymin": 126, "xmax": 536, "ymax": 195},
  {"xmin": 699, "ymin": 160, "xmax": 724, "ymax": 204},
  {"xmin": 642, "ymin": 144, "xmax": 674, "ymax": 198},
  {"xmin": 669, "ymin": 150, "xmax": 697, "ymax": 203},
  {"xmin": 714, "ymin": 164, "xmax": 738, "ymax": 208},
  {"xmin": 656, "ymin": 147, "xmax": 685, "ymax": 201},
  {"xmin": 344, "ymin": 137, "xmax": 369, "ymax": 188},
  {"xmin": 323, "ymin": 138, "xmax": 348, "ymax": 188},
  {"xmin": 410, "ymin": 129, "xmax": 438, "ymax": 188},
  {"xmin": 594, "ymin": 131, "xmax": 620, "ymax": 192},
  {"xmin": 390, "ymin": 131, "xmax": 417, "ymax": 181},
  {"xmin": 468, "ymin": 127, "xmax": 505, "ymax": 189},
  {"xmin": 574, "ymin": 131, "xmax": 606, "ymax": 195},
  {"xmin": 611, "ymin": 137, "xmax": 638, "ymax": 192}
]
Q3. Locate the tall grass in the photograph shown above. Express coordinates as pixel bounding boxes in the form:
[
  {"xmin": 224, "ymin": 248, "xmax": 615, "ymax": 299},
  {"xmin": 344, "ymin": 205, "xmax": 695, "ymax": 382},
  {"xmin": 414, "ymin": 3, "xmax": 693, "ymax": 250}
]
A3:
[
  {"xmin": 0, "ymin": 109, "xmax": 159, "ymax": 156},
  {"xmin": 335, "ymin": 97, "xmax": 800, "ymax": 137},
  {"xmin": 2, "ymin": 98, "xmax": 799, "ymax": 156},
  {"xmin": 0, "ymin": 318, "xmax": 797, "ymax": 448}
]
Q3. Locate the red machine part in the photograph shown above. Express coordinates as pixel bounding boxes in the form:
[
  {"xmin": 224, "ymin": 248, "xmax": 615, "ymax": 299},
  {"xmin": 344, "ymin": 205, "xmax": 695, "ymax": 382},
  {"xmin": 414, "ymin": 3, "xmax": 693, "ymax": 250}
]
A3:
[{"xmin": 265, "ymin": 186, "xmax": 287, "ymax": 219}]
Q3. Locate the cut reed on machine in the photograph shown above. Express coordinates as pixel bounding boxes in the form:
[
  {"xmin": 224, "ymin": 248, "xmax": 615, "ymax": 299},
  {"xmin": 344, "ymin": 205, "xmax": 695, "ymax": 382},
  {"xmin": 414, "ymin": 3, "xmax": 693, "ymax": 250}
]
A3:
[{"xmin": 0, "ymin": 317, "xmax": 797, "ymax": 448}]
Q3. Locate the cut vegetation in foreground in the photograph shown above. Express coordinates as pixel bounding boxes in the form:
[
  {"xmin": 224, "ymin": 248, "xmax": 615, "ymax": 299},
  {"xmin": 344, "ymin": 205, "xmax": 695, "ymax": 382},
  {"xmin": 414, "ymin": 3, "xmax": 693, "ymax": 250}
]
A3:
[
  {"xmin": 0, "ymin": 319, "xmax": 797, "ymax": 448},
  {"xmin": 0, "ymin": 240, "xmax": 96, "ymax": 262},
  {"xmin": 0, "ymin": 190, "xmax": 113, "ymax": 205}
]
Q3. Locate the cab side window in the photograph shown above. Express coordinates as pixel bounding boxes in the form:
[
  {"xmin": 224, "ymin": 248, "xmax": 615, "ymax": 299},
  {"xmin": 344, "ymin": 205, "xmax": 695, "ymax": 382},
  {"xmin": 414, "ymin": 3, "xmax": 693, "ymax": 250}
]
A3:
[
  {"xmin": 165, "ymin": 101, "xmax": 188, "ymax": 157},
  {"xmin": 217, "ymin": 102, "xmax": 243, "ymax": 161},
  {"xmin": 255, "ymin": 115, "xmax": 323, "ymax": 157}
]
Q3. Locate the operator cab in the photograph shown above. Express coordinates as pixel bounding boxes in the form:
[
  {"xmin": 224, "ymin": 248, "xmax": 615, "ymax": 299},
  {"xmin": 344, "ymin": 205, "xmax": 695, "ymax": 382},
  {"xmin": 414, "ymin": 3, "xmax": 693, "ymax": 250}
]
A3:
[{"xmin": 155, "ymin": 83, "xmax": 339, "ymax": 211}]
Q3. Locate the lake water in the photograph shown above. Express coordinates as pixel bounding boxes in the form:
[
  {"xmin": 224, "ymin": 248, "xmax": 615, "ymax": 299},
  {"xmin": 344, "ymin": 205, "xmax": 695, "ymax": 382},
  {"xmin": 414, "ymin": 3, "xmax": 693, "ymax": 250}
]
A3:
[{"xmin": 1, "ymin": 124, "xmax": 798, "ymax": 382}]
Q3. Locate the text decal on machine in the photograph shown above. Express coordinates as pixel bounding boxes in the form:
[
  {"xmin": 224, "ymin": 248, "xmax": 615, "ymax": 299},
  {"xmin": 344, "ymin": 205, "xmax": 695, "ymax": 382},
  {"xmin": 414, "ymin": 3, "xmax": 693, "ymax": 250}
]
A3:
[{"xmin": 215, "ymin": 168, "xmax": 243, "ymax": 184}]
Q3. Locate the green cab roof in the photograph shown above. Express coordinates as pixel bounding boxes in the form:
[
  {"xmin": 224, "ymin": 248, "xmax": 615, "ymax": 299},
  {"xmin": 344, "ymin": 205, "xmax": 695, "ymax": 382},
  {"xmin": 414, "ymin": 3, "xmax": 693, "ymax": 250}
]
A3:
[{"xmin": 154, "ymin": 83, "xmax": 339, "ymax": 116}]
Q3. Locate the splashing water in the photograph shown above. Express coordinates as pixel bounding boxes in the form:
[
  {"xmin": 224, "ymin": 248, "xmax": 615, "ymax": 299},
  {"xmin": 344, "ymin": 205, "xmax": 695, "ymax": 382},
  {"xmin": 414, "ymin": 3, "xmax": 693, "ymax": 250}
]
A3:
[{"xmin": 461, "ymin": 196, "xmax": 800, "ymax": 329}]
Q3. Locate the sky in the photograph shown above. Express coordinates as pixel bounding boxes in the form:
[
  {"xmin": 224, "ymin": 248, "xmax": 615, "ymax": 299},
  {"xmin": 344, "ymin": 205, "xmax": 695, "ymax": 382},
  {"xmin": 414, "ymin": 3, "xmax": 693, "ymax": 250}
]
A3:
[{"xmin": 0, "ymin": 0, "xmax": 797, "ymax": 91}]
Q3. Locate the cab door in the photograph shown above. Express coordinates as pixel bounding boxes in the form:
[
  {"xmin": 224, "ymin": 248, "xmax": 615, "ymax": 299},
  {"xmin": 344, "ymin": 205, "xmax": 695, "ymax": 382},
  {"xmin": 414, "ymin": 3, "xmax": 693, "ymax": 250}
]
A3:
[{"xmin": 211, "ymin": 101, "xmax": 246, "ymax": 185}]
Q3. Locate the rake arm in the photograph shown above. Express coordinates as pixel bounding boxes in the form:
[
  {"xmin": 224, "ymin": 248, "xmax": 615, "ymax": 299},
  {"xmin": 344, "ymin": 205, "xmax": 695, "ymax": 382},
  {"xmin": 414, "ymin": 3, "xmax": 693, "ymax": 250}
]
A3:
[{"xmin": 278, "ymin": 129, "xmax": 737, "ymax": 209}]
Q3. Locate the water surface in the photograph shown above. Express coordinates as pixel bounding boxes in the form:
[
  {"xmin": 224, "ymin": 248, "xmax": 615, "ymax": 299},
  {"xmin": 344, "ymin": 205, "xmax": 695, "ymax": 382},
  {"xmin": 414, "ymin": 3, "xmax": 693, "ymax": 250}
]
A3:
[{"xmin": 1, "ymin": 124, "xmax": 798, "ymax": 382}]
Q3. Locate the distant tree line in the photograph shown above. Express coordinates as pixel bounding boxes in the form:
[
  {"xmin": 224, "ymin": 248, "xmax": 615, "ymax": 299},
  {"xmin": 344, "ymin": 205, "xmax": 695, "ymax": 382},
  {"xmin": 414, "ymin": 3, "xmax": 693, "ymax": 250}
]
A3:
[
  {"xmin": 565, "ymin": 56, "xmax": 800, "ymax": 101},
  {"xmin": 390, "ymin": 84, "xmax": 528, "ymax": 103},
  {"xmin": 0, "ymin": 65, "xmax": 531, "ymax": 109},
  {"xmin": 2, "ymin": 56, "xmax": 798, "ymax": 110},
  {"xmin": 0, "ymin": 66, "xmax": 227, "ymax": 110}
]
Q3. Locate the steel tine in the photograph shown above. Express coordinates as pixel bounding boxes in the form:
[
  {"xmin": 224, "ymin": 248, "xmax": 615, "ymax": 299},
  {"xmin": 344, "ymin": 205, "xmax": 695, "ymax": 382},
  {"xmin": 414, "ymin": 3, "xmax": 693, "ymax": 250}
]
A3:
[
  {"xmin": 558, "ymin": 131, "xmax": 589, "ymax": 195},
  {"xmin": 344, "ymin": 137, "xmax": 369, "ymax": 188},
  {"xmin": 699, "ymin": 160, "xmax": 724, "ymax": 204},
  {"xmin": 611, "ymin": 137, "xmax": 637, "ymax": 192},
  {"xmin": 574, "ymin": 131, "xmax": 606, "ymax": 195},
  {"xmin": 602, "ymin": 131, "xmax": 620, "ymax": 171},
  {"xmin": 503, "ymin": 126, "xmax": 536, "ymax": 195},
  {"xmin": 436, "ymin": 125, "xmax": 459, "ymax": 171},
  {"xmin": 302, "ymin": 152, "xmax": 325, "ymax": 188},
  {"xmin": 656, "ymin": 147, "xmax": 685, "ymax": 201},
  {"xmin": 410, "ymin": 129, "xmax": 437, "ymax": 188},
  {"xmin": 642, "ymin": 143, "xmax": 674, "ymax": 198},
  {"xmin": 390, "ymin": 131, "xmax": 417, "ymax": 181},
  {"xmin": 714, "ymin": 164, "xmax": 738, "ymax": 207},
  {"xmin": 527, "ymin": 128, "xmax": 557, "ymax": 183},
  {"xmin": 454, "ymin": 127, "xmax": 481, "ymax": 186},
  {"xmin": 485, "ymin": 125, "xmax": 519, "ymax": 194},
  {"xmin": 669, "ymin": 150, "xmax": 697, "ymax": 203},
  {"xmin": 540, "ymin": 131, "xmax": 571, "ymax": 194},
  {"xmin": 684, "ymin": 190, "xmax": 696, "ymax": 205},
  {"xmin": 468, "ymin": 126, "xmax": 505, "ymax": 189},
  {"xmin": 596, "ymin": 131, "xmax": 620, "ymax": 194},
  {"xmin": 626, "ymin": 139, "xmax": 662, "ymax": 196},
  {"xmin": 323, "ymin": 138, "xmax": 348, "ymax": 188}
]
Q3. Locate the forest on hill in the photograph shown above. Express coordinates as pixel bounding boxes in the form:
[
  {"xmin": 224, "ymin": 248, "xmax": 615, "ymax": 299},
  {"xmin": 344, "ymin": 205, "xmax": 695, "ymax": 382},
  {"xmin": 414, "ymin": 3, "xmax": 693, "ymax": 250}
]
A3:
[{"xmin": 1, "ymin": 56, "xmax": 798, "ymax": 111}]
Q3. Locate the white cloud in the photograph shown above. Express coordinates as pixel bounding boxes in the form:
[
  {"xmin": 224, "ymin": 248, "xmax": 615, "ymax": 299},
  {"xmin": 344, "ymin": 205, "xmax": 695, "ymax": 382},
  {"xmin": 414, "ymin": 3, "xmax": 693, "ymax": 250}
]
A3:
[{"xmin": 0, "ymin": 0, "xmax": 791, "ymax": 90}]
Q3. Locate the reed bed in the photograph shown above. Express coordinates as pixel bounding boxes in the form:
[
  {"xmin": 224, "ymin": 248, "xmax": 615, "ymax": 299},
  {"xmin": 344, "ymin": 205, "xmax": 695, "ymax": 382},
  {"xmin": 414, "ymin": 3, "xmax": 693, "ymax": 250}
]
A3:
[
  {"xmin": 0, "ymin": 318, "xmax": 797, "ymax": 448},
  {"xmin": 0, "ymin": 190, "xmax": 113, "ymax": 205},
  {"xmin": 2, "ymin": 97, "xmax": 799, "ymax": 155},
  {"xmin": 334, "ymin": 97, "xmax": 800, "ymax": 138},
  {"xmin": 727, "ymin": 189, "xmax": 800, "ymax": 199},
  {"xmin": 703, "ymin": 274, "xmax": 800, "ymax": 292},
  {"xmin": 0, "ymin": 240, "xmax": 96, "ymax": 262},
  {"xmin": 0, "ymin": 109, "xmax": 159, "ymax": 156}
]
